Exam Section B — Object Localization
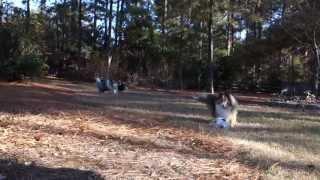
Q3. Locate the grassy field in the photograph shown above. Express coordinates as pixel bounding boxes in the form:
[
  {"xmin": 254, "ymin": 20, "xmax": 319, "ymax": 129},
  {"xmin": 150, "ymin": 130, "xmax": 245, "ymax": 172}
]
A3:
[{"xmin": 0, "ymin": 78, "xmax": 319, "ymax": 179}]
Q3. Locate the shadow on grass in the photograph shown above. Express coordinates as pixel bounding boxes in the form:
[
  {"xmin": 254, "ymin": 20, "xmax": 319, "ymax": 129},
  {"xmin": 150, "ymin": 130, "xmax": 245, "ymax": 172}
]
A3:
[
  {"xmin": 235, "ymin": 150, "xmax": 319, "ymax": 176},
  {"xmin": 0, "ymin": 83, "xmax": 85, "ymax": 115},
  {"xmin": 0, "ymin": 158, "xmax": 104, "ymax": 180},
  {"xmin": 233, "ymin": 123, "xmax": 320, "ymax": 136},
  {"xmin": 227, "ymin": 109, "xmax": 320, "ymax": 175},
  {"xmin": 0, "ymin": 83, "xmax": 207, "ymax": 117},
  {"xmin": 234, "ymin": 109, "xmax": 320, "ymax": 151},
  {"xmin": 239, "ymin": 110, "xmax": 320, "ymax": 124}
]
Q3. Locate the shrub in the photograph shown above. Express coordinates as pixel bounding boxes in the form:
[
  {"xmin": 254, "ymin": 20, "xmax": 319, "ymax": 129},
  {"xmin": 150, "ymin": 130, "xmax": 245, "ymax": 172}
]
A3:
[
  {"xmin": 0, "ymin": 55, "xmax": 48, "ymax": 81},
  {"xmin": 16, "ymin": 55, "xmax": 48, "ymax": 77}
]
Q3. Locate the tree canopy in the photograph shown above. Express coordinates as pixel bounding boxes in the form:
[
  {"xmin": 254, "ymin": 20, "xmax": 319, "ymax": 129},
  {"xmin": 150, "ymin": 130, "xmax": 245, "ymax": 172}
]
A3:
[{"xmin": 0, "ymin": 0, "xmax": 319, "ymax": 95}]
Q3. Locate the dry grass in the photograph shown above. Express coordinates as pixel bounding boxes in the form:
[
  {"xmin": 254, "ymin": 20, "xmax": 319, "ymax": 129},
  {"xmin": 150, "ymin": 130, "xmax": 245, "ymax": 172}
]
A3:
[
  {"xmin": 0, "ymin": 78, "xmax": 318, "ymax": 179},
  {"xmin": 0, "ymin": 79, "xmax": 259, "ymax": 180},
  {"xmin": 224, "ymin": 103, "xmax": 320, "ymax": 180}
]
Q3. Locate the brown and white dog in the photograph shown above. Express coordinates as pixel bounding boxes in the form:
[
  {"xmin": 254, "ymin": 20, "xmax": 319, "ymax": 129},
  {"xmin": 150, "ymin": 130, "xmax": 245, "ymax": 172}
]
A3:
[{"xmin": 193, "ymin": 92, "xmax": 239, "ymax": 128}]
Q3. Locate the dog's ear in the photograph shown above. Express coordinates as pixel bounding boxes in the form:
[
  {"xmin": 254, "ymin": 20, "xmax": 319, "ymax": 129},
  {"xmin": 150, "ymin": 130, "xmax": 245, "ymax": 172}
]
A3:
[{"xmin": 226, "ymin": 93, "xmax": 239, "ymax": 109}]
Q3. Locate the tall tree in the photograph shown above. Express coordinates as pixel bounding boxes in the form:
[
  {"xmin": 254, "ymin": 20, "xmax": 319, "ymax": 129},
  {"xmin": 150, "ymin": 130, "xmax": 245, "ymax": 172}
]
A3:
[
  {"xmin": 106, "ymin": 0, "xmax": 113, "ymax": 79},
  {"xmin": 92, "ymin": 0, "xmax": 98, "ymax": 49},
  {"xmin": 103, "ymin": 0, "xmax": 108, "ymax": 48},
  {"xmin": 208, "ymin": 0, "xmax": 214, "ymax": 94},
  {"xmin": 0, "ymin": 0, "xmax": 3, "ymax": 25},
  {"xmin": 78, "ymin": 0, "xmax": 82, "ymax": 54},
  {"xmin": 107, "ymin": 0, "xmax": 113, "ymax": 50},
  {"xmin": 24, "ymin": 0, "xmax": 31, "ymax": 32},
  {"xmin": 114, "ymin": 0, "xmax": 120, "ymax": 47},
  {"xmin": 227, "ymin": 0, "xmax": 235, "ymax": 56}
]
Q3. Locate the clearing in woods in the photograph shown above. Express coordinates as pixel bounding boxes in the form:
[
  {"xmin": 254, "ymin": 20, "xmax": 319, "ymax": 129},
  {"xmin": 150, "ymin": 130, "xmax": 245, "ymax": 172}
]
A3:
[{"xmin": 0, "ymin": 78, "xmax": 319, "ymax": 179}]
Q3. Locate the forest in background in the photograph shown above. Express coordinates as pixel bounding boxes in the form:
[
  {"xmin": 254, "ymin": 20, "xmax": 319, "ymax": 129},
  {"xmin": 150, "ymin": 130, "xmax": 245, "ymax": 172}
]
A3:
[{"xmin": 0, "ymin": 0, "xmax": 319, "ymax": 95}]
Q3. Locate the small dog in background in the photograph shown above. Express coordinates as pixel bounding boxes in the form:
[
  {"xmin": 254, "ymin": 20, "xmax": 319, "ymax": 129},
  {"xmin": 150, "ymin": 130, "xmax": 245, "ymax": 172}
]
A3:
[
  {"xmin": 193, "ymin": 92, "xmax": 239, "ymax": 128},
  {"xmin": 96, "ymin": 78, "xmax": 127, "ymax": 94}
]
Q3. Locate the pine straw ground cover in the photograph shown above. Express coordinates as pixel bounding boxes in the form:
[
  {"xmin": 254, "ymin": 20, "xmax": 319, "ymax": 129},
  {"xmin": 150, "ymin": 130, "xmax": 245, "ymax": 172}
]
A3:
[{"xmin": 0, "ymin": 79, "xmax": 318, "ymax": 180}]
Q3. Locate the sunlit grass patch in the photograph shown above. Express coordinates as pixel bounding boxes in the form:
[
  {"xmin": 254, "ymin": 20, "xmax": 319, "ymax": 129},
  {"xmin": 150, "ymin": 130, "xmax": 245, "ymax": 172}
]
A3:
[{"xmin": 225, "ymin": 107, "xmax": 320, "ymax": 180}]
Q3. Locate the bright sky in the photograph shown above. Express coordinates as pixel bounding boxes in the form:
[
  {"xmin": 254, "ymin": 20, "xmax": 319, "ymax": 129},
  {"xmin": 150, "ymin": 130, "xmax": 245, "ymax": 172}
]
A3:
[
  {"xmin": 11, "ymin": 0, "xmax": 38, "ymax": 10},
  {"xmin": 11, "ymin": 0, "xmax": 24, "ymax": 8}
]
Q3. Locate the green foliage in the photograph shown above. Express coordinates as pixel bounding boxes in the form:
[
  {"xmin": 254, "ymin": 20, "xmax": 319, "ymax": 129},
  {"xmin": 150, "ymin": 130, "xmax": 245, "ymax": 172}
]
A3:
[
  {"xmin": 16, "ymin": 55, "xmax": 48, "ymax": 77},
  {"xmin": 0, "ymin": 25, "xmax": 19, "ymax": 64},
  {"xmin": 0, "ymin": 0, "xmax": 319, "ymax": 93},
  {"xmin": 0, "ymin": 55, "xmax": 48, "ymax": 81}
]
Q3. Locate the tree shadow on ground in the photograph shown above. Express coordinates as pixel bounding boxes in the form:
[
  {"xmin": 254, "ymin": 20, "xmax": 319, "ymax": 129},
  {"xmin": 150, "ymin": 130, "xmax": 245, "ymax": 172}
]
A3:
[
  {"xmin": 0, "ymin": 83, "xmax": 85, "ymax": 115},
  {"xmin": 0, "ymin": 158, "xmax": 104, "ymax": 180},
  {"xmin": 235, "ymin": 109, "xmax": 320, "ymax": 150},
  {"xmin": 226, "ymin": 109, "xmax": 320, "ymax": 175},
  {"xmin": 235, "ymin": 150, "xmax": 319, "ymax": 176},
  {"xmin": 0, "ymin": 84, "xmax": 207, "ymax": 119},
  {"xmin": 239, "ymin": 110, "xmax": 320, "ymax": 124},
  {"xmin": 0, "ymin": 83, "xmax": 211, "ymax": 131}
]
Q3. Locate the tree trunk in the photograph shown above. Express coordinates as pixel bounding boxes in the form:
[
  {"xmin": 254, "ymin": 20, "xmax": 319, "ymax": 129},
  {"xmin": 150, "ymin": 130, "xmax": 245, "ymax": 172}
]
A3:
[
  {"xmin": 208, "ymin": 0, "xmax": 214, "ymax": 94},
  {"xmin": 162, "ymin": 0, "xmax": 168, "ymax": 35},
  {"xmin": 54, "ymin": 0, "xmax": 59, "ymax": 51},
  {"xmin": 227, "ymin": 0, "xmax": 234, "ymax": 56},
  {"xmin": 199, "ymin": 21, "xmax": 203, "ymax": 61},
  {"xmin": 161, "ymin": 0, "xmax": 168, "ymax": 88},
  {"xmin": 314, "ymin": 32, "xmax": 320, "ymax": 96},
  {"xmin": 161, "ymin": 0, "xmax": 167, "ymax": 49},
  {"xmin": 315, "ymin": 51, "xmax": 320, "ymax": 96},
  {"xmin": 290, "ymin": 55, "xmax": 295, "ymax": 96},
  {"xmin": 26, "ymin": 0, "xmax": 30, "ymax": 19},
  {"xmin": 78, "ymin": 0, "xmax": 82, "ymax": 54},
  {"xmin": 198, "ymin": 21, "xmax": 203, "ymax": 90},
  {"xmin": 92, "ymin": 0, "xmax": 98, "ymax": 49},
  {"xmin": 115, "ymin": 0, "xmax": 120, "ymax": 47},
  {"xmin": 25, "ymin": 0, "xmax": 30, "ymax": 32},
  {"xmin": 61, "ymin": 0, "xmax": 67, "ymax": 56},
  {"xmin": 106, "ymin": 0, "xmax": 113, "ymax": 79},
  {"xmin": 118, "ymin": 0, "xmax": 125, "ymax": 48},
  {"xmin": 179, "ymin": 14, "xmax": 184, "ymax": 90},
  {"xmin": 256, "ymin": 0, "xmax": 262, "ymax": 39},
  {"xmin": 104, "ymin": 0, "xmax": 109, "ymax": 49},
  {"xmin": 71, "ymin": 0, "xmax": 78, "ymax": 47},
  {"xmin": 281, "ymin": 0, "xmax": 287, "ymax": 23},
  {"xmin": 39, "ymin": 0, "xmax": 46, "ymax": 14},
  {"xmin": 108, "ymin": 0, "xmax": 113, "ymax": 50},
  {"xmin": 0, "ymin": 0, "xmax": 3, "ymax": 25}
]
